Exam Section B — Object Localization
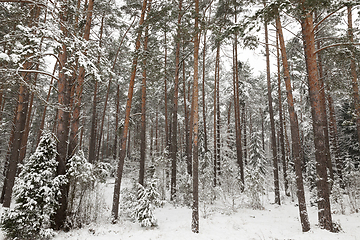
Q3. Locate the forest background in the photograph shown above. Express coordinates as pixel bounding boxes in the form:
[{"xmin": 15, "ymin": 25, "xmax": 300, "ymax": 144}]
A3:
[{"xmin": 0, "ymin": 0, "xmax": 360, "ymax": 239}]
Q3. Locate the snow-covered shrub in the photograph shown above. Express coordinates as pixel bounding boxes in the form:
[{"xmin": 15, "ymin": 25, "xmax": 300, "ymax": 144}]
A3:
[
  {"xmin": 245, "ymin": 131, "xmax": 267, "ymax": 210},
  {"xmin": 66, "ymin": 151, "xmax": 111, "ymax": 228},
  {"xmin": 199, "ymin": 150, "xmax": 215, "ymax": 218},
  {"xmin": 1, "ymin": 132, "xmax": 66, "ymax": 240},
  {"xmin": 122, "ymin": 179, "xmax": 163, "ymax": 228},
  {"xmin": 331, "ymin": 180, "xmax": 346, "ymax": 215}
]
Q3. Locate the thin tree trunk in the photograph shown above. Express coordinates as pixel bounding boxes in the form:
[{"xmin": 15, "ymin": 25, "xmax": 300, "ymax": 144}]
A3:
[
  {"xmin": 139, "ymin": 0, "xmax": 151, "ymax": 186},
  {"xmin": 37, "ymin": 61, "xmax": 57, "ymax": 145},
  {"xmin": 183, "ymin": 54, "xmax": 191, "ymax": 175},
  {"xmin": 164, "ymin": 30, "xmax": 169, "ymax": 149},
  {"xmin": 191, "ymin": 0, "xmax": 199, "ymax": 232},
  {"xmin": 347, "ymin": 6, "xmax": 360, "ymax": 146},
  {"xmin": 88, "ymin": 78, "xmax": 98, "ymax": 163},
  {"xmin": 276, "ymin": 33, "xmax": 289, "ymax": 196},
  {"xmin": 113, "ymin": 84, "xmax": 120, "ymax": 160},
  {"xmin": 327, "ymin": 92, "xmax": 342, "ymax": 180},
  {"xmin": 213, "ymin": 43, "xmax": 220, "ymax": 186},
  {"xmin": 202, "ymin": 9, "xmax": 208, "ymax": 153},
  {"xmin": 242, "ymin": 104, "xmax": 247, "ymax": 165},
  {"xmin": 264, "ymin": 12, "xmax": 280, "ymax": 205},
  {"xmin": 69, "ymin": 0, "xmax": 94, "ymax": 159},
  {"xmin": 301, "ymin": 11, "xmax": 332, "ymax": 231},
  {"xmin": 315, "ymin": 20, "xmax": 334, "ymax": 182},
  {"xmin": 276, "ymin": 14, "xmax": 310, "ymax": 232},
  {"xmin": 112, "ymin": 0, "xmax": 147, "ymax": 221},
  {"xmin": 95, "ymin": 15, "xmax": 108, "ymax": 162},
  {"xmin": 216, "ymin": 45, "xmax": 221, "ymax": 179},
  {"xmin": 233, "ymin": 36, "xmax": 244, "ymax": 185},
  {"xmin": 170, "ymin": 0, "xmax": 182, "ymax": 200}
]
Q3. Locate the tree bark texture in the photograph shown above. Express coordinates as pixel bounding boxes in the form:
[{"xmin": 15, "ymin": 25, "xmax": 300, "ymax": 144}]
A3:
[
  {"xmin": 112, "ymin": 0, "xmax": 147, "ymax": 221},
  {"xmin": 276, "ymin": 14, "xmax": 310, "ymax": 232},
  {"xmin": 139, "ymin": 0, "xmax": 151, "ymax": 186},
  {"xmin": 301, "ymin": 11, "xmax": 332, "ymax": 231},
  {"xmin": 191, "ymin": 0, "xmax": 199, "ymax": 232},
  {"xmin": 264, "ymin": 15, "xmax": 280, "ymax": 205},
  {"xmin": 170, "ymin": 0, "xmax": 182, "ymax": 201}
]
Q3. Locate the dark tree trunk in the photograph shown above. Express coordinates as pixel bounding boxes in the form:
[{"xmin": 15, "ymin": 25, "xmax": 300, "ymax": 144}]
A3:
[
  {"xmin": 276, "ymin": 34, "xmax": 289, "ymax": 196},
  {"xmin": 113, "ymin": 84, "xmax": 120, "ymax": 160},
  {"xmin": 170, "ymin": 0, "xmax": 182, "ymax": 200},
  {"xmin": 327, "ymin": 92, "xmax": 343, "ymax": 180},
  {"xmin": 139, "ymin": 0, "xmax": 151, "ymax": 186},
  {"xmin": 183, "ymin": 55, "xmax": 191, "ymax": 175},
  {"xmin": 233, "ymin": 37, "xmax": 244, "ymax": 185},
  {"xmin": 88, "ymin": 79, "xmax": 98, "ymax": 164},
  {"xmin": 264, "ymin": 14, "xmax": 280, "ymax": 205}
]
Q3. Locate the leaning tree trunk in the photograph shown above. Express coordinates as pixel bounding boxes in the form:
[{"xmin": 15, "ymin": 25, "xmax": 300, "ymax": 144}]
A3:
[
  {"xmin": 264, "ymin": 13, "xmax": 280, "ymax": 205},
  {"xmin": 276, "ymin": 35, "xmax": 289, "ymax": 196},
  {"xmin": 112, "ymin": 0, "xmax": 147, "ymax": 222},
  {"xmin": 301, "ymin": 11, "xmax": 332, "ymax": 231},
  {"xmin": 276, "ymin": 14, "xmax": 310, "ymax": 232}
]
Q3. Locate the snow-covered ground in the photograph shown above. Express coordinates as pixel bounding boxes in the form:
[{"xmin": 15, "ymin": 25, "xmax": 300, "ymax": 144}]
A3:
[
  {"xmin": 51, "ymin": 202, "xmax": 360, "ymax": 240},
  {"xmin": 1, "ymin": 178, "xmax": 359, "ymax": 240},
  {"xmin": 47, "ymin": 179, "xmax": 360, "ymax": 240}
]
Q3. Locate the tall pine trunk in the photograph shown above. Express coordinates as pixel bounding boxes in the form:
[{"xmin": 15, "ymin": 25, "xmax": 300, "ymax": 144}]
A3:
[
  {"xmin": 191, "ymin": 0, "xmax": 199, "ymax": 232},
  {"xmin": 276, "ymin": 35, "xmax": 289, "ymax": 196},
  {"xmin": 347, "ymin": 6, "xmax": 360, "ymax": 146},
  {"xmin": 139, "ymin": 0, "xmax": 151, "ymax": 186},
  {"xmin": 112, "ymin": 0, "xmax": 147, "ymax": 221},
  {"xmin": 300, "ymin": 11, "xmax": 332, "ymax": 231},
  {"xmin": 264, "ymin": 13, "xmax": 280, "ymax": 205},
  {"xmin": 170, "ymin": 0, "xmax": 182, "ymax": 200},
  {"xmin": 276, "ymin": 14, "xmax": 310, "ymax": 232}
]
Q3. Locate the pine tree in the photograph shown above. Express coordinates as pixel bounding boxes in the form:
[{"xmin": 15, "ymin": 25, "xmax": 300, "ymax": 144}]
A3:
[
  {"xmin": 1, "ymin": 132, "xmax": 67, "ymax": 240},
  {"xmin": 246, "ymin": 130, "xmax": 267, "ymax": 210}
]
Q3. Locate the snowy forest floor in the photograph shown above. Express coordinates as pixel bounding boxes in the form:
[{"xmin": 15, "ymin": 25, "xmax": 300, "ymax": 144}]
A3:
[{"xmin": 1, "ymin": 178, "xmax": 360, "ymax": 240}]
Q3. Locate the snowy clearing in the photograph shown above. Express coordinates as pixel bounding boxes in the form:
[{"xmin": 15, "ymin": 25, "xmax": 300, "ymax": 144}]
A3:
[{"xmin": 37, "ymin": 179, "xmax": 360, "ymax": 240}]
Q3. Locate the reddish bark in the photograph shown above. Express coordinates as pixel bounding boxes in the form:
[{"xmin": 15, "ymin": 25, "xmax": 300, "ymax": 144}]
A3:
[
  {"xmin": 276, "ymin": 14, "xmax": 310, "ymax": 232},
  {"xmin": 112, "ymin": 0, "xmax": 147, "ymax": 221},
  {"xmin": 301, "ymin": 11, "xmax": 332, "ymax": 231},
  {"xmin": 139, "ymin": 0, "xmax": 151, "ymax": 186},
  {"xmin": 347, "ymin": 6, "xmax": 360, "ymax": 146},
  {"xmin": 191, "ymin": 0, "xmax": 199, "ymax": 232}
]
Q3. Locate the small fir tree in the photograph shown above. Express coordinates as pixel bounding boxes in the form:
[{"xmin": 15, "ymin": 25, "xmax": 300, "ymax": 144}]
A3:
[
  {"xmin": 122, "ymin": 179, "xmax": 163, "ymax": 227},
  {"xmin": 245, "ymin": 131, "xmax": 267, "ymax": 209},
  {"xmin": 1, "ymin": 132, "xmax": 67, "ymax": 240}
]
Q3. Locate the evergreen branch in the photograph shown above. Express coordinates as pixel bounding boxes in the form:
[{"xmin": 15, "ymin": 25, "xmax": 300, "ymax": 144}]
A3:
[{"xmin": 314, "ymin": 42, "xmax": 360, "ymax": 54}]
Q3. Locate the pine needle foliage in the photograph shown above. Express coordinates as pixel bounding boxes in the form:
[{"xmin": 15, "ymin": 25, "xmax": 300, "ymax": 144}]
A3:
[{"xmin": 1, "ymin": 132, "xmax": 67, "ymax": 240}]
